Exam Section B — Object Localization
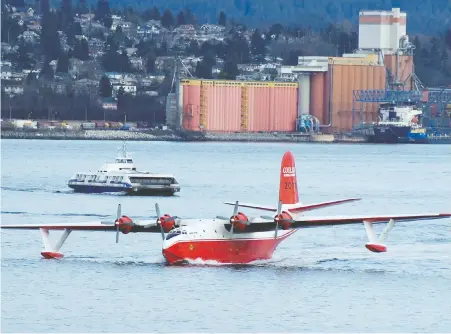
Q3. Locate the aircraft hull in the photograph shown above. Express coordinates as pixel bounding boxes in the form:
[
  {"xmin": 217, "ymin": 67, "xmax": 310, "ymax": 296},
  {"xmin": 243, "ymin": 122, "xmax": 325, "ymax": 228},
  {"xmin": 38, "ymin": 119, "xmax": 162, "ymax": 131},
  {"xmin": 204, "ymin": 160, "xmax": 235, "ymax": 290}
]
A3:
[{"xmin": 162, "ymin": 230, "xmax": 296, "ymax": 265}]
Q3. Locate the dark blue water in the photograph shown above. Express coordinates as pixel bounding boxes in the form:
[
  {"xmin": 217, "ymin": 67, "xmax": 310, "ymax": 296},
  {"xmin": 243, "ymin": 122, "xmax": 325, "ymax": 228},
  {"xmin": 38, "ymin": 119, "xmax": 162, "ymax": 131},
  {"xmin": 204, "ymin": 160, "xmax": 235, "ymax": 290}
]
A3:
[{"xmin": 1, "ymin": 139, "xmax": 451, "ymax": 332}]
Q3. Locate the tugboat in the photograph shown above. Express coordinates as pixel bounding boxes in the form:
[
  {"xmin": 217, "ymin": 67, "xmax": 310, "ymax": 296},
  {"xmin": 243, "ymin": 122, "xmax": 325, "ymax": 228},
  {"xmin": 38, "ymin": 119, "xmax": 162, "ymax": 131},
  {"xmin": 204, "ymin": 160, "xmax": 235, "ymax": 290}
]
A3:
[
  {"xmin": 68, "ymin": 143, "xmax": 181, "ymax": 195},
  {"xmin": 366, "ymin": 102, "xmax": 423, "ymax": 143},
  {"xmin": 409, "ymin": 127, "xmax": 451, "ymax": 144}
]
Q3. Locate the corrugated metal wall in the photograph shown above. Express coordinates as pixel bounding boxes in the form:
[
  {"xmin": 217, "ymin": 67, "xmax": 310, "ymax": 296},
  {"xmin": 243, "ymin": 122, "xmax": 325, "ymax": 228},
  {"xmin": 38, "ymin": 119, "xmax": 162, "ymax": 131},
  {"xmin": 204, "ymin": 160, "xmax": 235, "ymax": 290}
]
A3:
[
  {"xmin": 203, "ymin": 82, "xmax": 242, "ymax": 132},
  {"xmin": 384, "ymin": 55, "xmax": 413, "ymax": 90},
  {"xmin": 247, "ymin": 83, "xmax": 298, "ymax": 132},
  {"xmin": 309, "ymin": 73, "xmax": 326, "ymax": 124},
  {"xmin": 182, "ymin": 84, "xmax": 201, "ymax": 131},
  {"xmin": 180, "ymin": 80, "xmax": 298, "ymax": 132},
  {"xmin": 329, "ymin": 64, "xmax": 386, "ymax": 131}
]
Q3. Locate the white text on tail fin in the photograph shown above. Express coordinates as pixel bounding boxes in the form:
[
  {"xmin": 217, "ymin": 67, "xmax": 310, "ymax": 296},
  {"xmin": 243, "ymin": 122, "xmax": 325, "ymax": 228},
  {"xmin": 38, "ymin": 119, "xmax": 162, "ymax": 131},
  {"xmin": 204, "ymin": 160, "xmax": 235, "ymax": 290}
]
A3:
[{"xmin": 279, "ymin": 151, "xmax": 299, "ymax": 205}]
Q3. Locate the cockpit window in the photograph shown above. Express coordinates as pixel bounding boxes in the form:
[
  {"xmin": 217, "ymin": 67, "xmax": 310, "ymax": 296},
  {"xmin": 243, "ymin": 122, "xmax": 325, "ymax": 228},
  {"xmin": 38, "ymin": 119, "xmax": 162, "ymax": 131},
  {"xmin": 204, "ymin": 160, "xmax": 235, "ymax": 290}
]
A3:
[
  {"xmin": 165, "ymin": 228, "xmax": 186, "ymax": 240},
  {"xmin": 165, "ymin": 230, "xmax": 180, "ymax": 240}
]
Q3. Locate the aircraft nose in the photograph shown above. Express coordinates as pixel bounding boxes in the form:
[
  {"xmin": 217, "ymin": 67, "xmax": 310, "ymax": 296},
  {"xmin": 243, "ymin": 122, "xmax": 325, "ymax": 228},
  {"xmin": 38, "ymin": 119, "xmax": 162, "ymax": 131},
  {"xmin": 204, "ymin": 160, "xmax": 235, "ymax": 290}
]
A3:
[{"xmin": 162, "ymin": 247, "xmax": 183, "ymax": 265}]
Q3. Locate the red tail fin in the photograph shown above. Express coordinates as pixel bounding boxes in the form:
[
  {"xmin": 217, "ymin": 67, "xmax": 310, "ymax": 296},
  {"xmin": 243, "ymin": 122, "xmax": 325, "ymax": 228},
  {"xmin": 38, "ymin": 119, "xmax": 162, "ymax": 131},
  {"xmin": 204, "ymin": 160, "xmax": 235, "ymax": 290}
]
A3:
[{"xmin": 279, "ymin": 151, "xmax": 299, "ymax": 205}]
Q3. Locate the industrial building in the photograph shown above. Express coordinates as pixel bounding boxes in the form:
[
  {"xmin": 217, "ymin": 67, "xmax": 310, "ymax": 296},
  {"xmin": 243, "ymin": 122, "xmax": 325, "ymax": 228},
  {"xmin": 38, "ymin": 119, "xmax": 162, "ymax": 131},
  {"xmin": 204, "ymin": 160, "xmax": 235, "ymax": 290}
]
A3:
[{"xmin": 166, "ymin": 8, "xmax": 447, "ymax": 134}]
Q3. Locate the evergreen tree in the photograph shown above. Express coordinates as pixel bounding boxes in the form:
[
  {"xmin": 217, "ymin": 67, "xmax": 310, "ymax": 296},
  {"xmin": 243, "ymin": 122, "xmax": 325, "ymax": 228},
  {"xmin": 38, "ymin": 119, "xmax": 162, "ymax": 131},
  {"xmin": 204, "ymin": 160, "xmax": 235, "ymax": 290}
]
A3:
[
  {"xmin": 102, "ymin": 39, "xmax": 119, "ymax": 71},
  {"xmin": 149, "ymin": 6, "xmax": 160, "ymax": 20},
  {"xmin": 119, "ymin": 50, "xmax": 132, "ymax": 72},
  {"xmin": 187, "ymin": 40, "xmax": 200, "ymax": 56},
  {"xmin": 73, "ymin": 38, "xmax": 89, "ymax": 60},
  {"xmin": 446, "ymin": 29, "xmax": 451, "ymax": 50},
  {"xmin": 183, "ymin": 8, "xmax": 196, "ymax": 25},
  {"xmin": 251, "ymin": 29, "xmax": 266, "ymax": 56},
  {"xmin": 268, "ymin": 23, "xmax": 284, "ymax": 39},
  {"xmin": 56, "ymin": 52, "xmax": 69, "ymax": 73},
  {"xmin": 40, "ymin": 0, "xmax": 50, "ymax": 14},
  {"xmin": 95, "ymin": 0, "xmax": 110, "ymax": 21},
  {"xmin": 40, "ymin": 58, "xmax": 54, "ymax": 80},
  {"xmin": 195, "ymin": 51, "xmax": 215, "ymax": 79},
  {"xmin": 60, "ymin": 0, "xmax": 73, "ymax": 32},
  {"xmin": 99, "ymin": 75, "xmax": 112, "ymax": 97},
  {"xmin": 76, "ymin": 0, "xmax": 88, "ymax": 15},
  {"xmin": 220, "ymin": 54, "xmax": 239, "ymax": 79},
  {"xmin": 226, "ymin": 33, "xmax": 251, "ymax": 63},
  {"xmin": 1, "ymin": 4, "xmax": 25, "ymax": 44},
  {"xmin": 430, "ymin": 37, "xmax": 440, "ymax": 67},
  {"xmin": 41, "ymin": 10, "xmax": 62, "ymax": 60},
  {"xmin": 116, "ymin": 86, "xmax": 127, "ymax": 117},
  {"xmin": 15, "ymin": 38, "xmax": 35, "ymax": 69},
  {"xmin": 218, "ymin": 11, "xmax": 227, "ymax": 26},
  {"xmin": 146, "ymin": 49, "xmax": 157, "ymax": 73},
  {"xmin": 161, "ymin": 9, "xmax": 174, "ymax": 28},
  {"xmin": 103, "ymin": 14, "xmax": 113, "ymax": 29},
  {"xmin": 440, "ymin": 45, "xmax": 448, "ymax": 70},
  {"xmin": 176, "ymin": 11, "xmax": 186, "ymax": 26}
]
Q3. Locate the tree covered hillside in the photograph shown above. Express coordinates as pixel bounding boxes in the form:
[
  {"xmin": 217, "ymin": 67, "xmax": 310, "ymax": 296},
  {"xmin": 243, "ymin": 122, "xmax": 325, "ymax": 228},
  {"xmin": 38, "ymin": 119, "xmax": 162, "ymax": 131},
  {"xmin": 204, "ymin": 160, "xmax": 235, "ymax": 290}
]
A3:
[{"xmin": 68, "ymin": 0, "xmax": 451, "ymax": 34}]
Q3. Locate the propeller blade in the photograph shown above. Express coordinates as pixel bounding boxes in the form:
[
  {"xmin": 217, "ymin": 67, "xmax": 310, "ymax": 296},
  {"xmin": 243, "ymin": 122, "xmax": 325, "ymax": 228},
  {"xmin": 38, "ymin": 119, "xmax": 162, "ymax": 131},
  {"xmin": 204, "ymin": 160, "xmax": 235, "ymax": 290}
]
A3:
[
  {"xmin": 261, "ymin": 215, "xmax": 275, "ymax": 221},
  {"xmin": 155, "ymin": 203, "xmax": 164, "ymax": 240},
  {"xmin": 100, "ymin": 221, "xmax": 115, "ymax": 225},
  {"xmin": 116, "ymin": 225, "xmax": 119, "ymax": 243},
  {"xmin": 155, "ymin": 203, "xmax": 161, "ymax": 219},
  {"xmin": 117, "ymin": 204, "xmax": 121, "ymax": 220},
  {"xmin": 233, "ymin": 201, "xmax": 239, "ymax": 216},
  {"xmin": 216, "ymin": 216, "xmax": 230, "ymax": 220},
  {"xmin": 277, "ymin": 200, "xmax": 282, "ymax": 215},
  {"xmin": 158, "ymin": 224, "xmax": 165, "ymax": 240}
]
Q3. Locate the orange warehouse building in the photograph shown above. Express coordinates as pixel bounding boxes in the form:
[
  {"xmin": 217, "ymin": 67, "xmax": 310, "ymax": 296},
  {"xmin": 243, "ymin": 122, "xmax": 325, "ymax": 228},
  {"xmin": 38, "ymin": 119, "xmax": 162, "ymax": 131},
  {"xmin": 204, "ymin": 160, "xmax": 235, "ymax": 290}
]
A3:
[
  {"xmin": 180, "ymin": 80, "xmax": 299, "ymax": 132},
  {"xmin": 327, "ymin": 62, "xmax": 387, "ymax": 131},
  {"xmin": 176, "ymin": 62, "xmax": 389, "ymax": 133}
]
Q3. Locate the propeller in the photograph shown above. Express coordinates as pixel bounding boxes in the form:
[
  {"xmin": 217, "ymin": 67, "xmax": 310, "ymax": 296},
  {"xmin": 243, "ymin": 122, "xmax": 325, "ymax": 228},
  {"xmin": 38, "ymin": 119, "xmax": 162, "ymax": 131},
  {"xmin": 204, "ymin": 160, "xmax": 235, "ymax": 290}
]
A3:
[
  {"xmin": 261, "ymin": 200, "xmax": 295, "ymax": 238},
  {"xmin": 216, "ymin": 201, "xmax": 251, "ymax": 234},
  {"xmin": 100, "ymin": 204, "xmax": 135, "ymax": 243},
  {"xmin": 155, "ymin": 202, "xmax": 180, "ymax": 240}
]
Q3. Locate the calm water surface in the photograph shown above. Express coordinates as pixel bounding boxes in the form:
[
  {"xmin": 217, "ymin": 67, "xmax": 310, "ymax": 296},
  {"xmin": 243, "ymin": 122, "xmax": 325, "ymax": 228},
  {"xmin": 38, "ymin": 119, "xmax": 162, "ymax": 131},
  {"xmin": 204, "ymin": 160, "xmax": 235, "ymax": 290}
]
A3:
[{"xmin": 1, "ymin": 139, "xmax": 451, "ymax": 332}]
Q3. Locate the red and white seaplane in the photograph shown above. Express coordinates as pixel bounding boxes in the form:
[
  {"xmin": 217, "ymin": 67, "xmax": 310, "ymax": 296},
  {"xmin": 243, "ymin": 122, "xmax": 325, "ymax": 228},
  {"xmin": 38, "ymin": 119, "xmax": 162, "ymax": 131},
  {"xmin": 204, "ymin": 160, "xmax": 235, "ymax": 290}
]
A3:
[{"xmin": 1, "ymin": 151, "xmax": 450, "ymax": 265}]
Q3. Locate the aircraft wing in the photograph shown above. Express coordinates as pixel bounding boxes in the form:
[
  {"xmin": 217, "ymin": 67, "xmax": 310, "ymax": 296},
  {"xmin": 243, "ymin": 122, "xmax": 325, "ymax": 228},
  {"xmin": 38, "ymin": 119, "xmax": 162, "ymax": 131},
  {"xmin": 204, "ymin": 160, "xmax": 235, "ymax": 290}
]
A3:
[
  {"xmin": 224, "ymin": 201, "xmax": 277, "ymax": 212},
  {"xmin": 233, "ymin": 213, "xmax": 451, "ymax": 232},
  {"xmin": 224, "ymin": 198, "xmax": 361, "ymax": 213},
  {"xmin": 0, "ymin": 220, "xmax": 163, "ymax": 233}
]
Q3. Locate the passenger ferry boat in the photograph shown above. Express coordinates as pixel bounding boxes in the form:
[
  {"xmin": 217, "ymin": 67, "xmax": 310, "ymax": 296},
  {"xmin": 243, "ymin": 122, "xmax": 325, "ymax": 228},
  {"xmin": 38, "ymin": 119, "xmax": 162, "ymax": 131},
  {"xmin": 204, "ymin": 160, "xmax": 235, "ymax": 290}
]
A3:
[{"xmin": 68, "ymin": 143, "xmax": 181, "ymax": 195}]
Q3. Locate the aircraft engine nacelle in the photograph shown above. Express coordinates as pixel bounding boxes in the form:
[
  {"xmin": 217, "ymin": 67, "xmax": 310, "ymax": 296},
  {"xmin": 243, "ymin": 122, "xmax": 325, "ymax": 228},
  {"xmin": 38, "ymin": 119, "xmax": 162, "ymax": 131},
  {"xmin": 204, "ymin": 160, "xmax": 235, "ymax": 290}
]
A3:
[
  {"xmin": 116, "ymin": 216, "xmax": 134, "ymax": 234},
  {"xmin": 231, "ymin": 212, "xmax": 249, "ymax": 231},
  {"xmin": 159, "ymin": 214, "xmax": 176, "ymax": 232},
  {"xmin": 276, "ymin": 211, "xmax": 293, "ymax": 230}
]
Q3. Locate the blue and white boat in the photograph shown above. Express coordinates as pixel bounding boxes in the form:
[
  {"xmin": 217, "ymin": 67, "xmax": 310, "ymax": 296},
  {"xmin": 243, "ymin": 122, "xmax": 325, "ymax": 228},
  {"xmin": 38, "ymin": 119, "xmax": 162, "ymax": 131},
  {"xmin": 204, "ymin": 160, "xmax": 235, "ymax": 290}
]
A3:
[{"xmin": 68, "ymin": 143, "xmax": 181, "ymax": 195}]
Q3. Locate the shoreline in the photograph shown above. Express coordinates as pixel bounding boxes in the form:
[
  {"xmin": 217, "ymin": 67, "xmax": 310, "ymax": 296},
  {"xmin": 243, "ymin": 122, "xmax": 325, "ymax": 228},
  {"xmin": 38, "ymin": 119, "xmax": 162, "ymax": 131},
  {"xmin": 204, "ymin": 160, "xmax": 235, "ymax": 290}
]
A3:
[{"xmin": 0, "ymin": 129, "xmax": 368, "ymax": 144}]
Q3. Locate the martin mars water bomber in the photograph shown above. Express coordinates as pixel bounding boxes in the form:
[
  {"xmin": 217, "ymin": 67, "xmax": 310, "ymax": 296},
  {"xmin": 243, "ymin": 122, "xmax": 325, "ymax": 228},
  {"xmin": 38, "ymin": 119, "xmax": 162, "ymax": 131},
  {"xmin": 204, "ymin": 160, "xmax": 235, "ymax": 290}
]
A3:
[{"xmin": 1, "ymin": 152, "xmax": 450, "ymax": 265}]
